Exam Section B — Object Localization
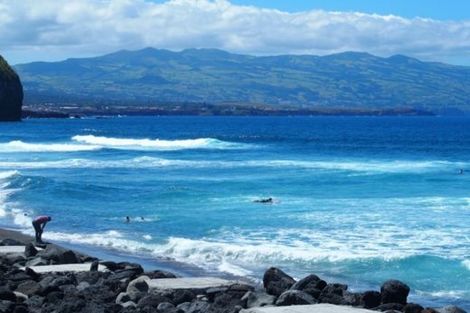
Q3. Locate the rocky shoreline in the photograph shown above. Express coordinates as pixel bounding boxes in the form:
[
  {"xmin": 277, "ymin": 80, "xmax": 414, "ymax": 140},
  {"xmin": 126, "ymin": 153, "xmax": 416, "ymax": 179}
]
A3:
[{"xmin": 0, "ymin": 229, "xmax": 466, "ymax": 313}]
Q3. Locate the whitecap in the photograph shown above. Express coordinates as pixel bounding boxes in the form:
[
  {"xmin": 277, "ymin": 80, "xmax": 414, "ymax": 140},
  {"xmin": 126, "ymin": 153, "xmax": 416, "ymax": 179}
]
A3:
[{"xmin": 71, "ymin": 135, "xmax": 245, "ymax": 151}]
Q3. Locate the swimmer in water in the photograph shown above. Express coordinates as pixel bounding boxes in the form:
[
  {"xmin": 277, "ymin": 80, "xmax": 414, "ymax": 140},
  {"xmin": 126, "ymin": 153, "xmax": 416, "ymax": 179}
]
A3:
[
  {"xmin": 125, "ymin": 216, "xmax": 130, "ymax": 223},
  {"xmin": 254, "ymin": 197, "xmax": 273, "ymax": 204}
]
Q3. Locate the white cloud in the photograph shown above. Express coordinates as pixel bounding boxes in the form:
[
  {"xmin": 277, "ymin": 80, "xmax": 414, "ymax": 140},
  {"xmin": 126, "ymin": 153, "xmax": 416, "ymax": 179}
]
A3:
[{"xmin": 0, "ymin": 0, "xmax": 469, "ymax": 64}]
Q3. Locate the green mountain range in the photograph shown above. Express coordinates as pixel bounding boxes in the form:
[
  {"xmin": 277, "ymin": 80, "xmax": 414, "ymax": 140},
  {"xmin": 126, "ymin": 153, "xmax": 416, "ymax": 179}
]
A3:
[{"xmin": 15, "ymin": 48, "xmax": 470, "ymax": 112}]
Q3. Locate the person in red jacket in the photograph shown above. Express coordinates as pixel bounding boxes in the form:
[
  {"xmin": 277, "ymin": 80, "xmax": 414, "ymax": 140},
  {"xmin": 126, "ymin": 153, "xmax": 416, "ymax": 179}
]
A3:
[{"xmin": 32, "ymin": 215, "xmax": 51, "ymax": 243}]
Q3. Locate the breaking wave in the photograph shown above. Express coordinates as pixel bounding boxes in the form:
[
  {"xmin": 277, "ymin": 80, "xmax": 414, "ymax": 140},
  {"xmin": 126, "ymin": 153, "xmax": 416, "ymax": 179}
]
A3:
[
  {"xmin": 71, "ymin": 135, "xmax": 245, "ymax": 150},
  {"xmin": 0, "ymin": 157, "xmax": 466, "ymax": 173},
  {"xmin": 0, "ymin": 136, "xmax": 246, "ymax": 153}
]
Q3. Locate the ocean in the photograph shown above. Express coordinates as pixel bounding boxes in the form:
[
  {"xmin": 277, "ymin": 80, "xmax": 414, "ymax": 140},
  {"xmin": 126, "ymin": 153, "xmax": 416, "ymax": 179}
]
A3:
[{"xmin": 0, "ymin": 116, "xmax": 468, "ymax": 309}]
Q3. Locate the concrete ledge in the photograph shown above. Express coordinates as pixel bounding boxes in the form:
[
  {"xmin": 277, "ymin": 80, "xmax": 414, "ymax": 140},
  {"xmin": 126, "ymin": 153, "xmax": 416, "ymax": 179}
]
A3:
[
  {"xmin": 21, "ymin": 263, "xmax": 107, "ymax": 273},
  {"xmin": 149, "ymin": 277, "xmax": 236, "ymax": 291},
  {"xmin": 241, "ymin": 304, "xmax": 378, "ymax": 313},
  {"xmin": 0, "ymin": 246, "xmax": 27, "ymax": 254}
]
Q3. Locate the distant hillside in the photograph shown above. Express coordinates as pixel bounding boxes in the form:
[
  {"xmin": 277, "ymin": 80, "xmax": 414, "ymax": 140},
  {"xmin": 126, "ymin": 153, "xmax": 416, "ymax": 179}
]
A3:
[
  {"xmin": 15, "ymin": 48, "xmax": 470, "ymax": 112},
  {"xmin": 0, "ymin": 56, "xmax": 23, "ymax": 121}
]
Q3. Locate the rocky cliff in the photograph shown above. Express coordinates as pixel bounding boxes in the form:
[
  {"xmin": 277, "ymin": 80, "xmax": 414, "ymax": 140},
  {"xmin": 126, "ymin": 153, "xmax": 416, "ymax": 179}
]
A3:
[{"xmin": 0, "ymin": 56, "xmax": 23, "ymax": 121}]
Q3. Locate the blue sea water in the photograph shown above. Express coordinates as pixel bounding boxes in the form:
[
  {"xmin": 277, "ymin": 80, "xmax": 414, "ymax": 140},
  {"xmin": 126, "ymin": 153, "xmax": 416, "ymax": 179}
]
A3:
[{"xmin": 0, "ymin": 116, "xmax": 469, "ymax": 309}]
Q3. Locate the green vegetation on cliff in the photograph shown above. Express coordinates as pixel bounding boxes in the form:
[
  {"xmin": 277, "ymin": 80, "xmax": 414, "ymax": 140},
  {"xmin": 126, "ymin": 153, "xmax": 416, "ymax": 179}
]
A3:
[{"xmin": 15, "ymin": 48, "xmax": 470, "ymax": 113}]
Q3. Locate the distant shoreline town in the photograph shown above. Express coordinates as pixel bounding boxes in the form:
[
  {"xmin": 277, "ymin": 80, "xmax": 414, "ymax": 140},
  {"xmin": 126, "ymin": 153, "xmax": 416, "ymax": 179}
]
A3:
[{"xmin": 22, "ymin": 103, "xmax": 435, "ymax": 119}]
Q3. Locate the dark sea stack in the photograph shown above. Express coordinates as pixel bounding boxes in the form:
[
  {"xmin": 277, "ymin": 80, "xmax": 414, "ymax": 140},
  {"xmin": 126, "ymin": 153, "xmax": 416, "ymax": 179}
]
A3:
[{"xmin": 0, "ymin": 56, "xmax": 23, "ymax": 121}]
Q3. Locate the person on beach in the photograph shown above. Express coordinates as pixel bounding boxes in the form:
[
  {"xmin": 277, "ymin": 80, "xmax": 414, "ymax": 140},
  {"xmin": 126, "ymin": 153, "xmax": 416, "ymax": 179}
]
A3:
[{"xmin": 32, "ymin": 215, "xmax": 51, "ymax": 243}]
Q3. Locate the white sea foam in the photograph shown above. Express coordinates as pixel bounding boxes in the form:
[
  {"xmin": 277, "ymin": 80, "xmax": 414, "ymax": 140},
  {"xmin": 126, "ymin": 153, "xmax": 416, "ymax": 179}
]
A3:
[
  {"xmin": 0, "ymin": 170, "xmax": 19, "ymax": 180},
  {"xmin": 0, "ymin": 157, "xmax": 465, "ymax": 173},
  {"xmin": 462, "ymin": 259, "xmax": 470, "ymax": 271},
  {"xmin": 0, "ymin": 141, "xmax": 101, "ymax": 152},
  {"xmin": 71, "ymin": 135, "xmax": 244, "ymax": 151}
]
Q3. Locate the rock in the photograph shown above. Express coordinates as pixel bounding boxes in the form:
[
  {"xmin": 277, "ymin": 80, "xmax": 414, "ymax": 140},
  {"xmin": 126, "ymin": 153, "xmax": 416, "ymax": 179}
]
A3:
[
  {"xmin": 46, "ymin": 291, "xmax": 64, "ymax": 304},
  {"xmin": 100, "ymin": 261, "xmax": 119, "ymax": 272},
  {"xmin": 25, "ymin": 257, "xmax": 48, "ymax": 267},
  {"xmin": 127, "ymin": 275, "xmax": 150, "ymax": 301},
  {"xmin": 241, "ymin": 291, "xmax": 276, "ymax": 308},
  {"xmin": 318, "ymin": 283, "xmax": 349, "ymax": 305},
  {"xmin": 122, "ymin": 301, "xmax": 137, "ymax": 309},
  {"xmin": 435, "ymin": 306, "xmax": 467, "ymax": 313},
  {"xmin": 24, "ymin": 243, "xmax": 38, "ymax": 258},
  {"xmin": 291, "ymin": 274, "xmax": 327, "ymax": 292},
  {"xmin": 76, "ymin": 281, "xmax": 90, "ymax": 291},
  {"xmin": 23, "ymin": 268, "xmax": 38, "ymax": 282},
  {"xmin": 24, "ymin": 295, "xmax": 44, "ymax": 309},
  {"xmin": 116, "ymin": 292, "xmax": 132, "ymax": 304},
  {"xmin": 263, "ymin": 267, "xmax": 296, "ymax": 297},
  {"xmin": 404, "ymin": 303, "xmax": 425, "ymax": 313},
  {"xmin": 15, "ymin": 280, "xmax": 41, "ymax": 296},
  {"xmin": 158, "ymin": 302, "xmax": 176, "ymax": 311},
  {"xmin": 173, "ymin": 289, "xmax": 196, "ymax": 305},
  {"xmin": 59, "ymin": 250, "xmax": 80, "ymax": 264},
  {"xmin": 90, "ymin": 260, "xmax": 99, "ymax": 272},
  {"xmin": 381, "ymin": 280, "xmax": 410, "ymax": 305},
  {"xmin": 146, "ymin": 270, "xmax": 177, "ymax": 279},
  {"xmin": 13, "ymin": 305, "xmax": 28, "ymax": 313},
  {"xmin": 362, "ymin": 291, "xmax": 382, "ymax": 308},
  {"xmin": 206, "ymin": 287, "xmax": 229, "ymax": 302},
  {"xmin": 0, "ymin": 300, "xmax": 15, "ymax": 313},
  {"xmin": 177, "ymin": 300, "xmax": 211, "ymax": 313},
  {"xmin": 374, "ymin": 303, "xmax": 405, "ymax": 311},
  {"xmin": 12, "ymin": 291, "xmax": 27, "ymax": 303},
  {"xmin": 275, "ymin": 290, "xmax": 317, "ymax": 306},
  {"xmin": 0, "ymin": 287, "xmax": 17, "ymax": 302},
  {"xmin": 137, "ymin": 294, "xmax": 173, "ymax": 309},
  {"xmin": 342, "ymin": 291, "xmax": 363, "ymax": 306}
]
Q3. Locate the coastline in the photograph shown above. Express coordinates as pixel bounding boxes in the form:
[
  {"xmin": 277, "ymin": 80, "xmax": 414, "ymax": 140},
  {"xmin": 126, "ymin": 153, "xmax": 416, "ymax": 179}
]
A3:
[{"xmin": 0, "ymin": 227, "xmax": 467, "ymax": 313}]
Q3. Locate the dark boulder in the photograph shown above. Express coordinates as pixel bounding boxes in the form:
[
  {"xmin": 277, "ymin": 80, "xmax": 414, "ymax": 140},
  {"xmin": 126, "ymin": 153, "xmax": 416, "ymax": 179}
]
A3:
[
  {"xmin": 15, "ymin": 280, "xmax": 41, "ymax": 296},
  {"xmin": 263, "ymin": 267, "xmax": 296, "ymax": 297},
  {"xmin": 381, "ymin": 280, "xmax": 410, "ymax": 305},
  {"xmin": 24, "ymin": 243, "xmax": 38, "ymax": 258},
  {"xmin": 0, "ymin": 300, "xmax": 15, "ymax": 313},
  {"xmin": 177, "ymin": 300, "xmax": 212, "ymax": 313},
  {"xmin": 172, "ymin": 289, "xmax": 196, "ymax": 305},
  {"xmin": 362, "ymin": 291, "xmax": 382, "ymax": 308},
  {"xmin": 0, "ymin": 287, "xmax": 16, "ymax": 302},
  {"xmin": 241, "ymin": 291, "xmax": 276, "ymax": 308},
  {"xmin": 404, "ymin": 303, "xmax": 425, "ymax": 313},
  {"xmin": 137, "ymin": 294, "xmax": 173, "ymax": 309},
  {"xmin": 291, "ymin": 274, "xmax": 327, "ymax": 292},
  {"xmin": 374, "ymin": 303, "xmax": 405, "ymax": 311},
  {"xmin": 0, "ymin": 56, "xmax": 23, "ymax": 121},
  {"xmin": 275, "ymin": 290, "xmax": 317, "ymax": 306},
  {"xmin": 342, "ymin": 291, "xmax": 363, "ymax": 306},
  {"xmin": 145, "ymin": 270, "xmax": 177, "ymax": 279}
]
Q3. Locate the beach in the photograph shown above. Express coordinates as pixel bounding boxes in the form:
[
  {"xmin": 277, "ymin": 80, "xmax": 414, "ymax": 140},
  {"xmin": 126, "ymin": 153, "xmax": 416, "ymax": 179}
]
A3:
[{"xmin": 1, "ymin": 227, "xmax": 467, "ymax": 313}]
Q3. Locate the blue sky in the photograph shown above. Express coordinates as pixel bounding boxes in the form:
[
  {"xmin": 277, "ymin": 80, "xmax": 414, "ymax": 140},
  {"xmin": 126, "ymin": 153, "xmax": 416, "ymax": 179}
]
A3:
[
  {"xmin": 1, "ymin": 0, "xmax": 469, "ymax": 65},
  {"xmin": 149, "ymin": 0, "xmax": 470, "ymax": 20},
  {"xmin": 229, "ymin": 0, "xmax": 470, "ymax": 20}
]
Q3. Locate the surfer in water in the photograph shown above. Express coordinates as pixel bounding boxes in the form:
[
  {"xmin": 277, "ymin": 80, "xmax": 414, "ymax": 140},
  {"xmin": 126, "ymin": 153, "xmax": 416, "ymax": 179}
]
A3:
[
  {"xmin": 459, "ymin": 169, "xmax": 464, "ymax": 175},
  {"xmin": 125, "ymin": 216, "xmax": 130, "ymax": 223},
  {"xmin": 32, "ymin": 215, "xmax": 51, "ymax": 244},
  {"xmin": 254, "ymin": 197, "xmax": 273, "ymax": 204}
]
